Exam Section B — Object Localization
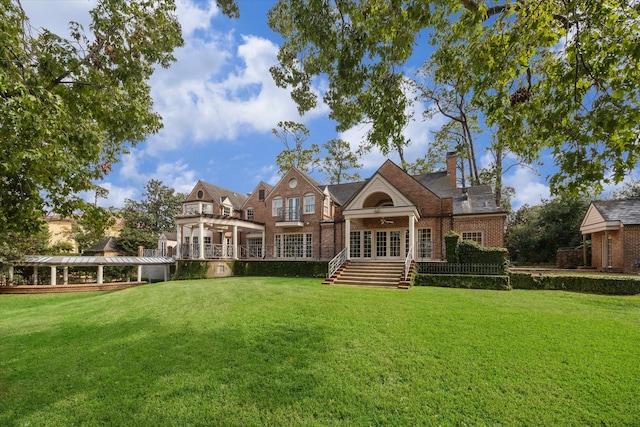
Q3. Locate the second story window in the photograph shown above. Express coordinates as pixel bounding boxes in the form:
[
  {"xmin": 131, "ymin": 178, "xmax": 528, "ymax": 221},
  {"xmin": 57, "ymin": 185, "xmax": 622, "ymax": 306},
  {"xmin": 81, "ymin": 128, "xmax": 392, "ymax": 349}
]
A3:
[
  {"xmin": 323, "ymin": 197, "xmax": 331, "ymax": 217},
  {"xmin": 272, "ymin": 198, "xmax": 283, "ymax": 217},
  {"xmin": 247, "ymin": 208, "xmax": 254, "ymax": 221},
  {"xmin": 258, "ymin": 189, "xmax": 265, "ymax": 201},
  {"xmin": 223, "ymin": 206, "xmax": 231, "ymax": 216},
  {"xmin": 304, "ymin": 194, "xmax": 315, "ymax": 214}
]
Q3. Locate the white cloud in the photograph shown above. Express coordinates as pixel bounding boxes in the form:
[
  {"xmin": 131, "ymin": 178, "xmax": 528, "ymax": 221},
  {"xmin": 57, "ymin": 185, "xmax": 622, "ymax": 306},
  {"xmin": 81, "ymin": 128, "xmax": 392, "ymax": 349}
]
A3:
[{"xmin": 504, "ymin": 167, "xmax": 550, "ymax": 209}]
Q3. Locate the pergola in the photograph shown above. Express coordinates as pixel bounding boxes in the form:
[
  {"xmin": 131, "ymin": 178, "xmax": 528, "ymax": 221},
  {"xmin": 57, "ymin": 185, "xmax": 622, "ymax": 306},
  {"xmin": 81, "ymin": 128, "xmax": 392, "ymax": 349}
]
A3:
[{"xmin": 7, "ymin": 255, "xmax": 176, "ymax": 285}]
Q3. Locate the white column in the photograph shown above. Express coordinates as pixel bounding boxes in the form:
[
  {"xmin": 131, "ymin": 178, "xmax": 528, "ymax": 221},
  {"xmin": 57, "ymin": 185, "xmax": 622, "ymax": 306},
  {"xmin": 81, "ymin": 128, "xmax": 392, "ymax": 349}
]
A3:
[
  {"xmin": 63, "ymin": 267, "xmax": 68, "ymax": 285},
  {"xmin": 409, "ymin": 213, "xmax": 415, "ymax": 260},
  {"xmin": 345, "ymin": 218, "xmax": 351, "ymax": 260},
  {"xmin": 261, "ymin": 230, "xmax": 266, "ymax": 259},
  {"xmin": 176, "ymin": 225, "xmax": 182, "ymax": 259},
  {"xmin": 233, "ymin": 225, "xmax": 238, "ymax": 260},
  {"xmin": 8, "ymin": 266, "xmax": 13, "ymax": 284},
  {"xmin": 137, "ymin": 265, "xmax": 142, "ymax": 282},
  {"xmin": 199, "ymin": 221, "xmax": 205, "ymax": 259},
  {"xmin": 50, "ymin": 266, "xmax": 57, "ymax": 285},
  {"xmin": 33, "ymin": 267, "xmax": 38, "ymax": 285},
  {"xmin": 97, "ymin": 265, "xmax": 104, "ymax": 284}
]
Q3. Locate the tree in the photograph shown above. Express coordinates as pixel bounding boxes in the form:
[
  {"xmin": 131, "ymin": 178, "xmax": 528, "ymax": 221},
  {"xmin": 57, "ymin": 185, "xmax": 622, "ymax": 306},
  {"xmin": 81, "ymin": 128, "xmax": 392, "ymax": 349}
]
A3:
[
  {"xmin": 319, "ymin": 138, "xmax": 362, "ymax": 184},
  {"xmin": 117, "ymin": 180, "xmax": 185, "ymax": 255},
  {"xmin": 272, "ymin": 121, "xmax": 320, "ymax": 174},
  {"xmin": 268, "ymin": 0, "xmax": 640, "ymax": 195},
  {"xmin": 505, "ymin": 195, "xmax": 589, "ymax": 263},
  {"xmin": 0, "ymin": 0, "xmax": 241, "ymax": 237},
  {"xmin": 612, "ymin": 179, "xmax": 640, "ymax": 199},
  {"xmin": 68, "ymin": 205, "xmax": 117, "ymax": 253}
]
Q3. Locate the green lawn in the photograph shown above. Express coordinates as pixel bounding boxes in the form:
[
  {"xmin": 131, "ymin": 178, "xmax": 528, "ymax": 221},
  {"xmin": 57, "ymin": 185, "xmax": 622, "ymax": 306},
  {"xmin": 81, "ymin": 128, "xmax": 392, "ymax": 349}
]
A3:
[{"xmin": 1, "ymin": 278, "xmax": 639, "ymax": 426}]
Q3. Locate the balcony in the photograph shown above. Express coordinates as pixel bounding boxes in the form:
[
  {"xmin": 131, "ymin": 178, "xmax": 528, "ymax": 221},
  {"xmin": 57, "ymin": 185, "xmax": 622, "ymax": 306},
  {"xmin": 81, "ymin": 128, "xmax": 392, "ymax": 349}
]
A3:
[{"xmin": 274, "ymin": 207, "xmax": 304, "ymax": 227}]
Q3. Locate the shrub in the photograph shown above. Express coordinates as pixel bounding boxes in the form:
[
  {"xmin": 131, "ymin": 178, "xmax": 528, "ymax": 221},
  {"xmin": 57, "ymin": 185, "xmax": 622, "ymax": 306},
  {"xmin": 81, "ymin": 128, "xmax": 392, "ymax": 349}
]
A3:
[
  {"xmin": 232, "ymin": 261, "xmax": 327, "ymax": 278},
  {"xmin": 444, "ymin": 232, "xmax": 460, "ymax": 263},
  {"xmin": 509, "ymin": 273, "xmax": 640, "ymax": 295},
  {"xmin": 173, "ymin": 261, "xmax": 209, "ymax": 280},
  {"xmin": 414, "ymin": 274, "xmax": 511, "ymax": 290}
]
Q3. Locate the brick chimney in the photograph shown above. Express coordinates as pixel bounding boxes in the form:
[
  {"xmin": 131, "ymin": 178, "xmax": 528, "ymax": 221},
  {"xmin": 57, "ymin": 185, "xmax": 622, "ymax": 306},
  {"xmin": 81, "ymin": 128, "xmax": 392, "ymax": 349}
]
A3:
[{"xmin": 446, "ymin": 151, "xmax": 457, "ymax": 189}]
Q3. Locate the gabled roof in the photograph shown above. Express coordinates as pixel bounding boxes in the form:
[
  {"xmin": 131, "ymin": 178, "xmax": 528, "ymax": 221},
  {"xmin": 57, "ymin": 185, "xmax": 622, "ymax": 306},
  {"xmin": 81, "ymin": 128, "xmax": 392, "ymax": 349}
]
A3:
[
  {"xmin": 581, "ymin": 199, "xmax": 640, "ymax": 234},
  {"xmin": 325, "ymin": 181, "xmax": 366, "ymax": 205},
  {"xmin": 159, "ymin": 232, "xmax": 177, "ymax": 241},
  {"xmin": 85, "ymin": 236, "xmax": 120, "ymax": 253},
  {"xmin": 197, "ymin": 180, "xmax": 248, "ymax": 210},
  {"xmin": 591, "ymin": 199, "xmax": 640, "ymax": 224},
  {"xmin": 241, "ymin": 181, "xmax": 274, "ymax": 209},
  {"xmin": 264, "ymin": 167, "xmax": 325, "ymax": 201}
]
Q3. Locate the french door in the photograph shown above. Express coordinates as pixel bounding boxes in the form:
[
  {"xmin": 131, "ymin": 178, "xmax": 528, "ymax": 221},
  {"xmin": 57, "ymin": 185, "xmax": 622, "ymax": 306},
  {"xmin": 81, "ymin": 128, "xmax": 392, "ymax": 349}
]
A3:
[{"xmin": 351, "ymin": 230, "xmax": 403, "ymax": 259}]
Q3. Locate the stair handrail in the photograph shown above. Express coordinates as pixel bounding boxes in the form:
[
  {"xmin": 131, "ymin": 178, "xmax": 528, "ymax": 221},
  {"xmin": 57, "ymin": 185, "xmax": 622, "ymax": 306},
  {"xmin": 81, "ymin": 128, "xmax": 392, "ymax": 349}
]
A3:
[
  {"xmin": 404, "ymin": 245, "xmax": 414, "ymax": 281},
  {"xmin": 327, "ymin": 248, "xmax": 347, "ymax": 279}
]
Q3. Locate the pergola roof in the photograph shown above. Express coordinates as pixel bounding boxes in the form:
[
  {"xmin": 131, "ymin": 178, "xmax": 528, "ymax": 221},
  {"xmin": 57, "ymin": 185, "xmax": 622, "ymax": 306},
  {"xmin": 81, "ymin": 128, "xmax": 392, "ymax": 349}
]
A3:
[{"xmin": 14, "ymin": 255, "xmax": 175, "ymax": 267}]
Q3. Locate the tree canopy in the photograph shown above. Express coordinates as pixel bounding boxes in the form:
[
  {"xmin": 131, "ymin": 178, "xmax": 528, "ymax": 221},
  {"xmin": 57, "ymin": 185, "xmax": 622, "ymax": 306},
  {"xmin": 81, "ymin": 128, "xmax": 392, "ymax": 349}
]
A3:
[
  {"xmin": 268, "ymin": 0, "xmax": 640, "ymax": 195},
  {"xmin": 0, "ymin": 0, "xmax": 241, "ymax": 239},
  {"xmin": 117, "ymin": 180, "xmax": 185, "ymax": 255}
]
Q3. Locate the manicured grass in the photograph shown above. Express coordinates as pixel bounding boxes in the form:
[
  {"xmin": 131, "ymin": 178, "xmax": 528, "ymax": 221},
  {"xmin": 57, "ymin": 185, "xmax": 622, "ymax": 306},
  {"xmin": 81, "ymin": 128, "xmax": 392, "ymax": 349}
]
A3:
[{"xmin": 1, "ymin": 278, "xmax": 639, "ymax": 426}]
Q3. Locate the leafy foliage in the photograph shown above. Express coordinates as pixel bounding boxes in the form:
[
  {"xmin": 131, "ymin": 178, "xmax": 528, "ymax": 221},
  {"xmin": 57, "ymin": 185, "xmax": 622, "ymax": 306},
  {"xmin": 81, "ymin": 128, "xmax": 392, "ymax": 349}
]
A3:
[
  {"xmin": 0, "ymin": 0, "xmax": 185, "ymax": 235},
  {"xmin": 505, "ymin": 195, "xmax": 590, "ymax": 263},
  {"xmin": 268, "ymin": 0, "xmax": 640, "ymax": 195},
  {"xmin": 272, "ymin": 121, "xmax": 320, "ymax": 174},
  {"xmin": 118, "ymin": 180, "xmax": 185, "ymax": 255},
  {"xmin": 319, "ymin": 138, "xmax": 362, "ymax": 184},
  {"xmin": 68, "ymin": 204, "xmax": 117, "ymax": 253}
]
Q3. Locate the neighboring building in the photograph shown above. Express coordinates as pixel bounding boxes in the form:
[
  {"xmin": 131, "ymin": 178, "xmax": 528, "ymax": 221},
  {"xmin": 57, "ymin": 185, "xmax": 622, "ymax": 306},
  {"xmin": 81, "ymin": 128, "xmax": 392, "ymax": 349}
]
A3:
[
  {"xmin": 174, "ymin": 153, "xmax": 506, "ymax": 263},
  {"xmin": 46, "ymin": 215, "xmax": 79, "ymax": 252},
  {"xmin": 84, "ymin": 236, "xmax": 123, "ymax": 257},
  {"xmin": 580, "ymin": 199, "xmax": 640, "ymax": 273},
  {"xmin": 45, "ymin": 215, "xmax": 124, "ymax": 253}
]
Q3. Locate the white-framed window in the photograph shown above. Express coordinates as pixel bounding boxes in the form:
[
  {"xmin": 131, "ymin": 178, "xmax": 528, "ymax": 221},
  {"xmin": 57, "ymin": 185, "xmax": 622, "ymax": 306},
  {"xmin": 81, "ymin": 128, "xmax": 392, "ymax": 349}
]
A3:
[
  {"xmin": 274, "ymin": 233, "xmax": 313, "ymax": 258},
  {"xmin": 247, "ymin": 237, "xmax": 263, "ymax": 258},
  {"xmin": 272, "ymin": 197, "xmax": 283, "ymax": 217},
  {"xmin": 304, "ymin": 194, "xmax": 315, "ymax": 214},
  {"xmin": 323, "ymin": 196, "xmax": 330, "ymax": 217},
  {"xmin": 246, "ymin": 208, "xmax": 254, "ymax": 221},
  {"xmin": 462, "ymin": 231, "xmax": 483, "ymax": 245},
  {"xmin": 417, "ymin": 229, "xmax": 432, "ymax": 258}
]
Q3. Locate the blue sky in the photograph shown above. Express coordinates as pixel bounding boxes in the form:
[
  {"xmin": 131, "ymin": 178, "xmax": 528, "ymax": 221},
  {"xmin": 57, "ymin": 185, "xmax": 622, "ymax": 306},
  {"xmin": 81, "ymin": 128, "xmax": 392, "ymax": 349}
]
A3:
[{"xmin": 21, "ymin": 0, "xmax": 630, "ymax": 210}]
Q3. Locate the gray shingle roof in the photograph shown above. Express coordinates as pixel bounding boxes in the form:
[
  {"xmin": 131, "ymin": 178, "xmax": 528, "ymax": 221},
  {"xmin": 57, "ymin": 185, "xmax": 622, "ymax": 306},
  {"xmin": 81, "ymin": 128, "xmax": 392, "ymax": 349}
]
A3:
[
  {"xmin": 199, "ymin": 181, "xmax": 248, "ymax": 210},
  {"xmin": 593, "ymin": 199, "xmax": 640, "ymax": 224},
  {"xmin": 324, "ymin": 170, "xmax": 502, "ymax": 215}
]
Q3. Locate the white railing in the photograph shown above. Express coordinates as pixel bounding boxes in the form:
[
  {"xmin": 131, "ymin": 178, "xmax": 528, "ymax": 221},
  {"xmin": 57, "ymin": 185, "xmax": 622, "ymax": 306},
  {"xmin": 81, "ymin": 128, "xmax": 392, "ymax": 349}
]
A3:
[
  {"xmin": 327, "ymin": 248, "xmax": 347, "ymax": 278},
  {"xmin": 142, "ymin": 248, "xmax": 173, "ymax": 258},
  {"xmin": 404, "ymin": 245, "xmax": 414, "ymax": 281}
]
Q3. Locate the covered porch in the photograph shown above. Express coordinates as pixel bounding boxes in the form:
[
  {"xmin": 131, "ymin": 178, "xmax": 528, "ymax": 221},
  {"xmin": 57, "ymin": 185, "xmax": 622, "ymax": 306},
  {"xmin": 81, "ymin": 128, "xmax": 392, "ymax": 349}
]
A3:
[{"xmin": 176, "ymin": 213, "xmax": 266, "ymax": 260}]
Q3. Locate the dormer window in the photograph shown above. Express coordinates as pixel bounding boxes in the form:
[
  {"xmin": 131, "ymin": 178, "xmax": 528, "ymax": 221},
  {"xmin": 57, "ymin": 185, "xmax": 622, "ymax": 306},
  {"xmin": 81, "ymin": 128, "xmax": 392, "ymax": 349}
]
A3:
[{"xmin": 223, "ymin": 206, "xmax": 231, "ymax": 216}]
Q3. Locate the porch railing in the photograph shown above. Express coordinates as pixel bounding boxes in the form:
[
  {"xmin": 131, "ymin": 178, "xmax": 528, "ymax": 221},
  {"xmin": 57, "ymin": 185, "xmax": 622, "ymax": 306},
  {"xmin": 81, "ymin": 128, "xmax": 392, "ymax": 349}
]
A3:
[
  {"xmin": 403, "ymin": 245, "xmax": 414, "ymax": 281},
  {"xmin": 142, "ymin": 248, "xmax": 174, "ymax": 258},
  {"xmin": 275, "ymin": 207, "xmax": 303, "ymax": 222},
  {"xmin": 327, "ymin": 248, "xmax": 347, "ymax": 278}
]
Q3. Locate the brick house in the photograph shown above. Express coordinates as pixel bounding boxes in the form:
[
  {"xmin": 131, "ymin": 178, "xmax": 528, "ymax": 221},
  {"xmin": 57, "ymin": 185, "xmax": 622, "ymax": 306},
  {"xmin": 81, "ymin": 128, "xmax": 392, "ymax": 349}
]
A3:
[
  {"xmin": 174, "ymin": 153, "xmax": 506, "ymax": 266},
  {"xmin": 580, "ymin": 199, "xmax": 640, "ymax": 273}
]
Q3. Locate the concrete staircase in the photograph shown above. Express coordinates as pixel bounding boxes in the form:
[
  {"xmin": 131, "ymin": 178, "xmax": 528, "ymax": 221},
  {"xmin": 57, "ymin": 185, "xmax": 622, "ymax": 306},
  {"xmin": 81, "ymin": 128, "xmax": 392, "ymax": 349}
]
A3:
[{"xmin": 326, "ymin": 260, "xmax": 407, "ymax": 288}]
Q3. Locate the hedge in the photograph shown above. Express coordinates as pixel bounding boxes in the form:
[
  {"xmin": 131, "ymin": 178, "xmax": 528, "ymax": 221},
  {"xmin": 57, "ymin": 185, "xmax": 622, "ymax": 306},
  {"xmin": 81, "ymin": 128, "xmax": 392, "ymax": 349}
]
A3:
[
  {"xmin": 232, "ymin": 260, "xmax": 328, "ymax": 278},
  {"xmin": 173, "ymin": 260, "xmax": 209, "ymax": 280},
  {"xmin": 510, "ymin": 272, "xmax": 640, "ymax": 295},
  {"xmin": 414, "ymin": 274, "xmax": 511, "ymax": 290}
]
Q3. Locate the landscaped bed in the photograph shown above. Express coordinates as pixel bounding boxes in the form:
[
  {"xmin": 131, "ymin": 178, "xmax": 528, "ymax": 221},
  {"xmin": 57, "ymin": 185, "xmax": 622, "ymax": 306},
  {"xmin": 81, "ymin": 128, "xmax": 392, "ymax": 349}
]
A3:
[{"xmin": 1, "ymin": 277, "xmax": 638, "ymax": 425}]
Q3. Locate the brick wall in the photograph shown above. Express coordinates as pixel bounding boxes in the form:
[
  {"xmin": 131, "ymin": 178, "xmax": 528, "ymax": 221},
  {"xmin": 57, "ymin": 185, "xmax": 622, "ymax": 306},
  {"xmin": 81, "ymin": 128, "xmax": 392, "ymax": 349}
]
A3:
[
  {"xmin": 623, "ymin": 225, "xmax": 640, "ymax": 273},
  {"xmin": 453, "ymin": 215, "xmax": 506, "ymax": 248}
]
